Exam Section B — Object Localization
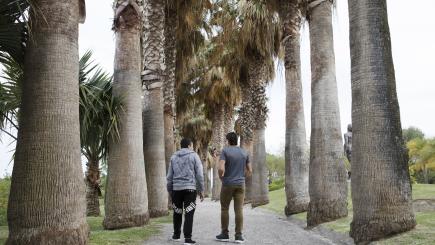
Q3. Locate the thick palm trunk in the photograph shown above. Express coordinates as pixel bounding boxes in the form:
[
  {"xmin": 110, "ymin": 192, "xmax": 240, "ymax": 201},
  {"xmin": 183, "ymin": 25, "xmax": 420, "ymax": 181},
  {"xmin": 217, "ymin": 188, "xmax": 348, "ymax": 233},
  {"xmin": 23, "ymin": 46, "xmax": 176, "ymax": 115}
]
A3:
[
  {"xmin": 7, "ymin": 1, "xmax": 88, "ymax": 243},
  {"xmin": 239, "ymin": 88, "xmax": 254, "ymax": 205},
  {"xmin": 251, "ymin": 128, "xmax": 269, "ymax": 207},
  {"xmin": 348, "ymin": 0, "xmax": 416, "ymax": 242},
  {"xmin": 307, "ymin": 0, "xmax": 348, "ymax": 227},
  {"xmin": 248, "ymin": 60, "xmax": 269, "ymax": 208},
  {"xmin": 281, "ymin": 3, "xmax": 309, "ymax": 215},
  {"xmin": 104, "ymin": 1, "xmax": 149, "ymax": 229},
  {"xmin": 142, "ymin": 0, "xmax": 168, "ymax": 217},
  {"xmin": 163, "ymin": 6, "xmax": 177, "ymax": 172},
  {"xmin": 223, "ymin": 105, "xmax": 234, "ymax": 134},
  {"xmin": 201, "ymin": 147, "xmax": 210, "ymax": 198},
  {"xmin": 143, "ymin": 88, "xmax": 169, "ymax": 217},
  {"xmin": 204, "ymin": 168, "xmax": 211, "ymax": 197},
  {"xmin": 211, "ymin": 105, "xmax": 225, "ymax": 201},
  {"xmin": 86, "ymin": 158, "xmax": 101, "ymax": 216},
  {"xmin": 240, "ymin": 136, "xmax": 253, "ymax": 204}
]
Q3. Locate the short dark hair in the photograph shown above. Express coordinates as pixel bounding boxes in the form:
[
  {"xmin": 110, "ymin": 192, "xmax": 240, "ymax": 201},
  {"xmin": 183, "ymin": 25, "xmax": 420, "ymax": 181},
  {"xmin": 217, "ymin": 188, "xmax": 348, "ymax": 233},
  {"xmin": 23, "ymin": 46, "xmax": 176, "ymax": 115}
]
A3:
[
  {"xmin": 226, "ymin": 132, "xmax": 238, "ymax": 146},
  {"xmin": 181, "ymin": 138, "xmax": 192, "ymax": 148}
]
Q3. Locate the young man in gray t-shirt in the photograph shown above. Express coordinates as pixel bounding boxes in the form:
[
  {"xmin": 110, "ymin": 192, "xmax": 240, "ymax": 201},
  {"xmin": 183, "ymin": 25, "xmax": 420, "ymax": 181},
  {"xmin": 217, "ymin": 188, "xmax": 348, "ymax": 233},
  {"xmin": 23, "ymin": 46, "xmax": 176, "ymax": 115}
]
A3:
[{"xmin": 215, "ymin": 132, "xmax": 252, "ymax": 243}]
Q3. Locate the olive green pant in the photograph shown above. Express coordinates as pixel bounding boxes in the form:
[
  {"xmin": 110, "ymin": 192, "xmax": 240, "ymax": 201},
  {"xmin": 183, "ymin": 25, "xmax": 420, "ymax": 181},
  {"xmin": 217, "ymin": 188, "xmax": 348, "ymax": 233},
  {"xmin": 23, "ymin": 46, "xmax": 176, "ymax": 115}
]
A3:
[{"xmin": 220, "ymin": 185, "xmax": 245, "ymax": 235}]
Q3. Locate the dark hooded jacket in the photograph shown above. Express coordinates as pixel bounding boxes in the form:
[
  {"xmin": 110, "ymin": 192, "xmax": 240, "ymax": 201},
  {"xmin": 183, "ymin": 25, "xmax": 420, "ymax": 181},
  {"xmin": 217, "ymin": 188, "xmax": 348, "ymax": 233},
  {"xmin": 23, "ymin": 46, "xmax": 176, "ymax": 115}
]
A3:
[{"xmin": 167, "ymin": 148, "xmax": 204, "ymax": 192}]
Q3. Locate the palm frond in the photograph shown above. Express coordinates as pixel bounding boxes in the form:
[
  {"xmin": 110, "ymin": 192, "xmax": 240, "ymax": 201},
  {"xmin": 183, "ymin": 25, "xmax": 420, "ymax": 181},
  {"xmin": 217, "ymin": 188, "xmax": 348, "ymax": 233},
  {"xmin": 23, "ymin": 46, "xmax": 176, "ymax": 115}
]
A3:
[{"xmin": 0, "ymin": 0, "xmax": 30, "ymax": 65}]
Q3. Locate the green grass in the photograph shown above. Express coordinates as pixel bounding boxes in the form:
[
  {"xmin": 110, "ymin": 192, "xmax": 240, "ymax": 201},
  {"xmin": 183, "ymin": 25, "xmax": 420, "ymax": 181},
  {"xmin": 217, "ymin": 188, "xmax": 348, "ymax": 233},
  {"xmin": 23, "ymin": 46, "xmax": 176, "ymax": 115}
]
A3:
[
  {"xmin": 263, "ymin": 187, "xmax": 286, "ymax": 214},
  {"xmin": 0, "ymin": 225, "xmax": 7, "ymax": 244},
  {"xmin": 263, "ymin": 184, "xmax": 435, "ymax": 244},
  {"xmin": 412, "ymin": 184, "xmax": 435, "ymax": 200},
  {"xmin": 0, "ymin": 201, "xmax": 172, "ymax": 245},
  {"xmin": 88, "ymin": 214, "xmax": 171, "ymax": 245},
  {"xmin": 376, "ymin": 212, "xmax": 435, "ymax": 245}
]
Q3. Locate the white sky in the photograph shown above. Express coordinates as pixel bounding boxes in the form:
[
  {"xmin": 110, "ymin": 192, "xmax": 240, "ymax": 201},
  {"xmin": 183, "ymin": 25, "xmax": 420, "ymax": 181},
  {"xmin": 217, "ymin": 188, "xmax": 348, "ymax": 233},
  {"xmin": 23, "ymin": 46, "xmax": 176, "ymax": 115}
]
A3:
[{"xmin": 0, "ymin": 0, "xmax": 434, "ymax": 174}]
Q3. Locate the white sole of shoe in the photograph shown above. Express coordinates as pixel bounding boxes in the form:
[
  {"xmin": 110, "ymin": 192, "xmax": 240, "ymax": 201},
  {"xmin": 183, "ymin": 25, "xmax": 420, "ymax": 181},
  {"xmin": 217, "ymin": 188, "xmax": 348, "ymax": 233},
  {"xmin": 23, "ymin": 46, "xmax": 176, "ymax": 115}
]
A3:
[
  {"xmin": 234, "ymin": 241, "xmax": 245, "ymax": 244},
  {"xmin": 171, "ymin": 239, "xmax": 181, "ymax": 242},
  {"xmin": 216, "ymin": 239, "xmax": 230, "ymax": 242}
]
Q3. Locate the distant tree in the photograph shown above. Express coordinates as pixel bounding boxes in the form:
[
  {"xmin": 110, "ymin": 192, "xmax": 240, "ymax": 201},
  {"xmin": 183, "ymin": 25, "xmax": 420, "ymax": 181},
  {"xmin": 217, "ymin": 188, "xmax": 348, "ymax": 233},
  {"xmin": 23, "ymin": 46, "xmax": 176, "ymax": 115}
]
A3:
[
  {"xmin": 266, "ymin": 153, "xmax": 285, "ymax": 178},
  {"xmin": 403, "ymin": 127, "xmax": 425, "ymax": 143},
  {"xmin": 408, "ymin": 138, "xmax": 435, "ymax": 183}
]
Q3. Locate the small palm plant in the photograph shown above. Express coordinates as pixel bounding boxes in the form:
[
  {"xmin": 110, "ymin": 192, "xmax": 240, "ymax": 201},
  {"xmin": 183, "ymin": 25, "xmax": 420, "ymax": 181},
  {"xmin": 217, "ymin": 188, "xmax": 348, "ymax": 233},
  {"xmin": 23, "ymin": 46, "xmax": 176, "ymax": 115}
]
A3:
[
  {"xmin": 0, "ymin": 51, "xmax": 122, "ymax": 216},
  {"xmin": 79, "ymin": 51, "xmax": 122, "ymax": 216}
]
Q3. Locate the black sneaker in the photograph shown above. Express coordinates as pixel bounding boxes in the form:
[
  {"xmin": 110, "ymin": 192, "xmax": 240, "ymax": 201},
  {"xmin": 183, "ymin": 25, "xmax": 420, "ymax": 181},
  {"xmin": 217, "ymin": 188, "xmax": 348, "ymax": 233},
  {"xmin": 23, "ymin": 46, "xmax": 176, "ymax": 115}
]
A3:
[
  {"xmin": 184, "ymin": 238, "xmax": 196, "ymax": 244},
  {"xmin": 235, "ymin": 234, "xmax": 245, "ymax": 244},
  {"xmin": 172, "ymin": 234, "xmax": 181, "ymax": 242},
  {"xmin": 215, "ymin": 233, "xmax": 230, "ymax": 242}
]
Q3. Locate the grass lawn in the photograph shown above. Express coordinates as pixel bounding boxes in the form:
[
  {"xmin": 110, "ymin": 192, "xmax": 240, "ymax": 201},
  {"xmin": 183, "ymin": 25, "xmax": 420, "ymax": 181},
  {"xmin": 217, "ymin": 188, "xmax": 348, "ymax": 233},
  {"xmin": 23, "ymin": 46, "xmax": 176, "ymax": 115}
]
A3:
[
  {"xmin": 263, "ymin": 184, "xmax": 435, "ymax": 244},
  {"xmin": 88, "ymin": 214, "xmax": 171, "ymax": 245},
  {"xmin": 0, "ymin": 200, "xmax": 172, "ymax": 245}
]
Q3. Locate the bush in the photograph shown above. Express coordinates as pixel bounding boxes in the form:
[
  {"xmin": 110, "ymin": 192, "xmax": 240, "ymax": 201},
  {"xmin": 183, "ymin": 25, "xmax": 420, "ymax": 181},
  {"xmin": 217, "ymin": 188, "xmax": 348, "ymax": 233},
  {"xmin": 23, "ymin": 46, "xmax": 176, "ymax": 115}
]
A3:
[
  {"xmin": 0, "ymin": 177, "xmax": 11, "ymax": 226},
  {"xmin": 269, "ymin": 178, "xmax": 284, "ymax": 192},
  {"xmin": 415, "ymin": 170, "xmax": 435, "ymax": 184},
  {"xmin": 409, "ymin": 167, "xmax": 417, "ymax": 184}
]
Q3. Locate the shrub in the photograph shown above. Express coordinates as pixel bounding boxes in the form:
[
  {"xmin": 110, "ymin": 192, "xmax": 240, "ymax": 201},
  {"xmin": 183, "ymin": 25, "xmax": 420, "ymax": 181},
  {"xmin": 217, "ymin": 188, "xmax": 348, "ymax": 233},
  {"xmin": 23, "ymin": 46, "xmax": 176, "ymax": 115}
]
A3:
[
  {"xmin": 269, "ymin": 178, "xmax": 284, "ymax": 192},
  {"xmin": 0, "ymin": 177, "xmax": 11, "ymax": 226}
]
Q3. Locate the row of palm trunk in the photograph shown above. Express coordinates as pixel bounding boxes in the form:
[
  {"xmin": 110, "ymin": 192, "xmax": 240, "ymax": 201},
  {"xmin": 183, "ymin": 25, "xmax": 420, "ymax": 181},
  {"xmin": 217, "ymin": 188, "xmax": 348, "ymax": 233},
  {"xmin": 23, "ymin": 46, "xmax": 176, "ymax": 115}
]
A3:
[
  {"xmin": 280, "ymin": 0, "xmax": 416, "ymax": 244},
  {"xmin": 5, "ymin": 0, "xmax": 415, "ymax": 245}
]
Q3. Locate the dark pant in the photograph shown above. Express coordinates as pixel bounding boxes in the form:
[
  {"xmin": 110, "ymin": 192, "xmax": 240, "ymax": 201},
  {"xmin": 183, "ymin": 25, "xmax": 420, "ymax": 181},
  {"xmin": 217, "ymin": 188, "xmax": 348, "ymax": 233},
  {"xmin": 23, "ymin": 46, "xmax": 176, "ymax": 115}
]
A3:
[
  {"xmin": 172, "ymin": 189, "xmax": 197, "ymax": 239},
  {"xmin": 220, "ymin": 185, "xmax": 245, "ymax": 235}
]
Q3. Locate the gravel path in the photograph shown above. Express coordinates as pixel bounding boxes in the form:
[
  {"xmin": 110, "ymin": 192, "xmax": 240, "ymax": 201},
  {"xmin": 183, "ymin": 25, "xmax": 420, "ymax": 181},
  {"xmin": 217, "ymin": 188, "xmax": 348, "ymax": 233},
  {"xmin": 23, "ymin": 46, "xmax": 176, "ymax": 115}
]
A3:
[{"xmin": 144, "ymin": 199, "xmax": 337, "ymax": 245}]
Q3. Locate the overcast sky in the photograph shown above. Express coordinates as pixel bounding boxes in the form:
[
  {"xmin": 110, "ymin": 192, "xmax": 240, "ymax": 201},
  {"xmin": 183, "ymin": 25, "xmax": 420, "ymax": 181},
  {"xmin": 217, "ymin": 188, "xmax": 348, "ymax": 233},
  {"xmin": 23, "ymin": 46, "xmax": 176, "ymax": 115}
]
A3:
[{"xmin": 0, "ymin": 0, "xmax": 434, "ymax": 175}]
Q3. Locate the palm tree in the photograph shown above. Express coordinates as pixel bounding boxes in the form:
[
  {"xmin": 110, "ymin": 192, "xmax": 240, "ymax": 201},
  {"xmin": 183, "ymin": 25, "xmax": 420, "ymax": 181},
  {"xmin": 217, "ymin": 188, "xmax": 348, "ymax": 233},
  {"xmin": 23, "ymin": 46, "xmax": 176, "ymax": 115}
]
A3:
[
  {"xmin": 244, "ymin": 57, "xmax": 270, "ymax": 207},
  {"xmin": 235, "ymin": 116, "xmax": 253, "ymax": 204},
  {"xmin": 279, "ymin": 0, "xmax": 309, "ymax": 215},
  {"xmin": 103, "ymin": 0, "xmax": 149, "ymax": 229},
  {"xmin": 79, "ymin": 52, "xmax": 123, "ymax": 217},
  {"xmin": 163, "ymin": 0, "xmax": 211, "ymax": 175},
  {"xmin": 0, "ymin": 51, "xmax": 122, "ymax": 217},
  {"xmin": 238, "ymin": 0, "xmax": 281, "ymax": 208},
  {"xmin": 348, "ymin": 0, "xmax": 416, "ymax": 242},
  {"xmin": 6, "ymin": 0, "xmax": 89, "ymax": 243},
  {"xmin": 306, "ymin": 0, "xmax": 348, "ymax": 227},
  {"xmin": 163, "ymin": 2, "xmax": 176, "ymax": 172},
  {"xmin": 141, "ymin": 0, "xmax": 168, "ymax": 218},
  {"xmin": 210, "ymin": 105, "xmax": 226, "ymax": 200},
  {"xmin": 201, "ymin": 0, "xmax": 281, "ymax": 206}
]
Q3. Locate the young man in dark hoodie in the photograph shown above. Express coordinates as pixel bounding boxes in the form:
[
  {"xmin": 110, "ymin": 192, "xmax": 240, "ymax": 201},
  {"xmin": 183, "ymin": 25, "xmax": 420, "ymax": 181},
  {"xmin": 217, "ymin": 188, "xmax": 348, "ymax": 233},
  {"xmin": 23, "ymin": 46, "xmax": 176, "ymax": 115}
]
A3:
[{"xmin": 167, "ymin": 138, "xmax": 205, "ymax": 245}]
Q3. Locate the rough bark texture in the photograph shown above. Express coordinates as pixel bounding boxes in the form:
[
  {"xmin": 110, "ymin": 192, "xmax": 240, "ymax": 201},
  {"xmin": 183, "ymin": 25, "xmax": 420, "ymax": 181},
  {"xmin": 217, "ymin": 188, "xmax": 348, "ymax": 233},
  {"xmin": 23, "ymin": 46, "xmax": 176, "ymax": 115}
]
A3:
[
  {"xmin": 223, "ymin": 105, "xmax": 234, "ymax": 134},
  {"xmin": 6, "ymin": 1, "xmax": 89, "ymax": 244},
  {"xmin": 247, "ymin": 60, "xmax": 269, "ymax": 208},
  {"xmin": 163, "ymin": 5, "xmax": 177, "ymax": 172},
  {"xmin": 103, "ymin": 1, "xmax": 150, "ymax": 230},
  {"xmin": 86, "ymin": 159, "xmax": 101, "ymax": 216},
  {"xmin": 280, "ymin": 1, "xmax": 310, "ymax": 216},
  {"xmin": 240, "ymin": 136, "xmax": 253, "ymax": 204},
  {"xmin": 307, "ymin": 0, "xmax": 348, "ymax": 227},
  {"xmin": 142, "ymin": 0, "xmax": 169, "ymax": 218},
  {"xmin": 348, "ymin": 0, "xmax": 416, "ymax": 242},
  {"xmin": 251, "ymin": 129, "xmax": 269, "ymax": 208},
  {"xmin": 143, "ymin": 88, "xmax": 169, "ymax": 217},
  {"xmin": 201, "ymin": 148, "xmax": 210, "ymax": 198},
  {"xmin": 211, "ymin": 105, "xmax": 225, "ymax": 201},
  {"xmin": 204, "ymin": 168, "xmax": 211, "ymax": 198}
]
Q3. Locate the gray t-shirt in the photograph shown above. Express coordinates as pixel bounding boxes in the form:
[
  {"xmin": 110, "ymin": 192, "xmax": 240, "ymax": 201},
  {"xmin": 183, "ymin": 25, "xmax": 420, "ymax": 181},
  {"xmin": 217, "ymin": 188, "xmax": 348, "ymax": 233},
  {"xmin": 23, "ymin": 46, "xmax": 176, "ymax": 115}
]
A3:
[{"xmin": 220, "ymin": 146, "xmax": 250, "ymax": 186}]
